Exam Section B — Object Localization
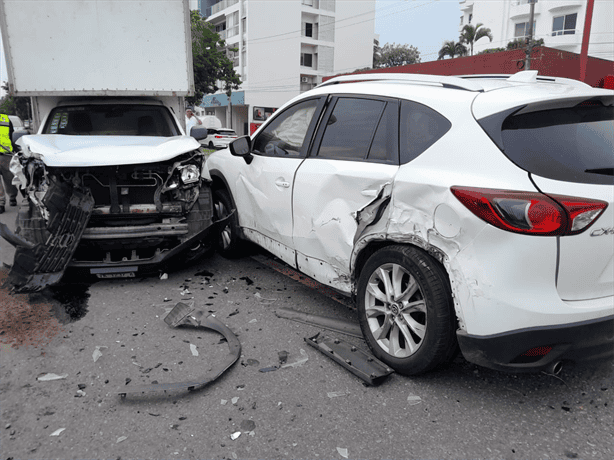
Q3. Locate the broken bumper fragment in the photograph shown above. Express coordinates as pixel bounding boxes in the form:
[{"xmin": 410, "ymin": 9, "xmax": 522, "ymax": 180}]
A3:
[
  {"xmin": 119, "ymin": 302, "xmax": 241, "ymax": 396},
  {"xmin": 305, "ymin": 332, "xmax": 394, "ymax": 385}
]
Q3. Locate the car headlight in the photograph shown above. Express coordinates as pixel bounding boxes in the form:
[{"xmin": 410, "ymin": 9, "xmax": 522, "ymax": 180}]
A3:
[{"xmin": 179, "ymin": 165, "xmax": 200, "ymax": 184}]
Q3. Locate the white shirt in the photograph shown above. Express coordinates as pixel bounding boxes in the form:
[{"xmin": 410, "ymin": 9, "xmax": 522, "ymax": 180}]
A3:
[{"xmin": 185, "ymin": 116, "xmax": 201, "ymax": 135}]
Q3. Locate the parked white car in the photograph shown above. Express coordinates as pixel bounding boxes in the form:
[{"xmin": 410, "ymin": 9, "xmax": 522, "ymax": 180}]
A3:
[
  {"xmin": 207, "ymin": 71, "xmax": 614, "ymax": 375},
  {"xmin": 203, "ymin": 128, "xmax": 238, "ymax": 149}
]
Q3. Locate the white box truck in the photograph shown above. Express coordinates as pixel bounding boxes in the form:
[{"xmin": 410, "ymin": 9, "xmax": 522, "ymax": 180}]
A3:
[{"xmin": 0, "ymin": 0, "xmax": 226, "ymax": 291}]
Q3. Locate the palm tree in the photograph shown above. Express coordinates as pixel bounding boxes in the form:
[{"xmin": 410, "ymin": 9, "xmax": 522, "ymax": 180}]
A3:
[
  {"xmin": 437, "ymin": 40, "xmax": 468, "ymax": 60},
  {"xmin": 460, "ymin": 23, "xmax": 493, "ymax": 56}
]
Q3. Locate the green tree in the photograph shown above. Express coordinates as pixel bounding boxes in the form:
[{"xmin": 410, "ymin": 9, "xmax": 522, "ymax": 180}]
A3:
[
  {"xmin": 0, "ymin": 82, "xmax": 30, "ymax": 120},
  {"xmin": 374, "ymin": 43, "xmax": 421, "ymax": 68},
  {"xmin": 437, "ymin": 40, "xmax": 468, "ymax": 60},
  {"xmin": 188, "ymin": 10, "xmax": 241, "ymax": 107},
  {"xmin": 460, "ymin": 23, "xmax": 493, "ymax": 56}
]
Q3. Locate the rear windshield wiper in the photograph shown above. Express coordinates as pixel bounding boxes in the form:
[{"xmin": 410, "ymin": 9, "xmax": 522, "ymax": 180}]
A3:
[{"xmin": 585, "ymin": 168, "xmax": 614, "ymax": 176}]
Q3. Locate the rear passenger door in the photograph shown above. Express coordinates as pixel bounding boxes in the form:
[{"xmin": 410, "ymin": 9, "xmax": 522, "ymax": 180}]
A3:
[{"xmin": 292, "ymin": 96, "xmax": 400, "ymax": 291}]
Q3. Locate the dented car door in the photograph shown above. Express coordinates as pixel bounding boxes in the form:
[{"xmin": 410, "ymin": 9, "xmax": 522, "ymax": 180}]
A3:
[
  {"xmin": 292, "ymin": 96, "xmax": 399, "ymax": 292},
  {"xmin": 233, "ymin": 97, "xmax": 325, "ymax": 267}
]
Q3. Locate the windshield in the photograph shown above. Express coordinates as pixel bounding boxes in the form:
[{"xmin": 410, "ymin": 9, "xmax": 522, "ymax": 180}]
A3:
[
  {"xmin": 43, "ymin": 104, "xmax": 180, "ymax": 136},
  {"xmin": 500, "ymin": 103, "xmax": 614, "ymax": 185}
]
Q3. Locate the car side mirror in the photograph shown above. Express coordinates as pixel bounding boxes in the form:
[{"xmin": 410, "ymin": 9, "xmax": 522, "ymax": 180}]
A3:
[
  {"xmin": 190, "ymin": 126, "xmax": 208, "ymax": 141},
  {"xmin": 12, "ymin": 131, "xmax": 28, "ymax": 144},
  {"xmin": 229, "ymin": 136, "xmax": 253, "ymax": 164}
]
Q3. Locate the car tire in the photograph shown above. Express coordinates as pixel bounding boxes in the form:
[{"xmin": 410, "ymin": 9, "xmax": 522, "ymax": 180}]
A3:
[
  {"xmin": 357, "ymin": 245, "xmax": 458, "ymax": 375},
  {"xmin": 213, "ymin": 188, "xmax": 242, "ymax": 258},
  {"xmin": 208, "ymin": 141, "xmax": 215, "ymax": 149}
]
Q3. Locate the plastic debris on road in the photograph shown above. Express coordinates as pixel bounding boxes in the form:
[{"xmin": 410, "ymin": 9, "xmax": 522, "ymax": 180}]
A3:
[
  {"xmin": 190, "ymin": 343, "xmax": 199, "ymax": 356},
  {"xmin": 92, "ymin": 346, "xmax": 107, "ymax": 362},
  {"xmin": 327, "ymin": 391, "xmax": 349, "ymax": 398},
  {"xmin": 50, "ymin": 428, "xmax": 66, "ymax": 437},
  {"xmin": 254, "ymin": 292, "xmax": 277, "ymax": 304},
  {"xmin": 221, "ymin": 399, "xmax": 228, "ymax": 405},
  {"xmin": 231, "ymin": 396, "xmax": 239, "ymax": 405},
  {"xmin": 337, "ymin": 447, "xmax": 349, "ymax": 458},
  {"xmin": 37, "ymin": 373, "xmax": 68, "ymax": 381},
  {"xmin": 407, "ymin": 395, "xmax": 422, "ymax": 405},
  {"xmin": 230, "ymin": 431, "xmax": 241, "ymax": 440},
  {"xmin": 281, "ymin": 349, "xmax": 308, "ymax": 368},
  {"xmin": 159, "ymin": 273, "xmax": 168, "ymax": 280},
  {"xmin": 116, "ymin": 436, "xmax": 127, "ymax": 443}
]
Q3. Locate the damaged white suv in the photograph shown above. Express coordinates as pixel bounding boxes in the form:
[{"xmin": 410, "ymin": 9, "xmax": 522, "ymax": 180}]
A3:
[
  {"xmin": 1, "ymin": 99, "xmax": 228, "ymax": 292},
  {"xmin": 207, "ymin": 71, "xmax": 614, "ymax": 375}
]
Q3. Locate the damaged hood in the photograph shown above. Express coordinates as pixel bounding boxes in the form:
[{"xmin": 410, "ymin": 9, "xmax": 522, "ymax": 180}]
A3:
[{"xmin": 18, "ymin": 135, "xmax": 201, "ymax": 167}]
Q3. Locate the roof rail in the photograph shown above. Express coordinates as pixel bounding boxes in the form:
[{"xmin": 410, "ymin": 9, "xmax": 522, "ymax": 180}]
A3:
[
  {"xmin": 317, "ymin": 73, "xmax": 484, "ymax": 92},
  {"xmin": 459, "ymin": 71, "xmax": 591, "ymax": 88}
]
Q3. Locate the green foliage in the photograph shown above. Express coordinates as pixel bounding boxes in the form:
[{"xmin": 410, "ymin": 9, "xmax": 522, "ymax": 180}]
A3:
[
  {"xmin": 188, "ymin": 10, "xmax": 241, "ymax": 106},
  {"xmin": 437, "ymin": 40, "xmax": 468, "ymax": 60},
  {"xmin": 477, "ymin": 38, "xmax": 545, "ymax": 55},
  {"xmin": 0, "ymin": 82, "xmax": 30, "ymax": 120},
  {"xmin": 460, "ymin": 23, "xmax": 493, "ymax": 56},
  {"xmin": 374, "ymin": 43, "xmax": 421, "ymax": 68},
  {"xmin": 506, "ymin": 37, "xmax": 544, "ymax": 50}
]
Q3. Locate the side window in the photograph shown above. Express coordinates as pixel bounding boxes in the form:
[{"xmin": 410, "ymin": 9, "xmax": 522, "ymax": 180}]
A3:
[
  {"xmin": 252, "ymin": 99, "xmax": 319, "ymax": 157},
  {"xmin": 400, "ymin": 100, "xmax": 451, "ymax": 164},
  {"xmin": 317, "ymin": 98, "xmax": 383, "ymax": 160}
]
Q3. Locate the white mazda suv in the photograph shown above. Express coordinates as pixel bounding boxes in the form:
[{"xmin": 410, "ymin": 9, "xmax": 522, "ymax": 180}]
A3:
[{"xmin": 206, "ymin": 71, "xmax": 613, "ymax": 375}]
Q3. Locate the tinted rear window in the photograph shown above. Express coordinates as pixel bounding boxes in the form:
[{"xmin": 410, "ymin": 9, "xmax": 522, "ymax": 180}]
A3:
[{"xmin": 500, "ymin": 104, "xmax": 613, "ymax": 185}]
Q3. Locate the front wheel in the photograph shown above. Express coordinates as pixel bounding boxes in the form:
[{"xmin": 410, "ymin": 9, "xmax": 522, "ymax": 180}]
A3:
[
  {"xmin": 212, "ymin": 188, "xmax": 242, "ymax": 258},
  {"xmin": 357, "ymin": 245, "xmax": 458, "ymax": 375}
]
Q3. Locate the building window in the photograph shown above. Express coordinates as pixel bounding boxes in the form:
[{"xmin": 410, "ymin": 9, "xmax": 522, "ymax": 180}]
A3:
[
  {"xmin": 468, "ymin": 13, "xmax": 472, "ymax": 24},
  {"xmin": 302, "ymin": 0, "xmax": 314, "ymax": 6},
  {"xmin": 552, "ymin": 13, "xmax": 577, "ymax": 36},
  {"xmin": 460, "ymin": 16, "xmax": 463, "ymax": 26},
  {"xmin": 301, "ymin": 53, "xmax": 313, "ymax": 67},
  {"xmin": 305, "ymin": 23, "xmax": 313, "ymax": 37},
  {"xmin": 515, "ymin": 21, "xmax": 535, "ymax": 37}
]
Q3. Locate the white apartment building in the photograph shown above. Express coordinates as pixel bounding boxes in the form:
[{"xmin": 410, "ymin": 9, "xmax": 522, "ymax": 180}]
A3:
[
  {"xmin": 197, "ymin": 0, "xmax": 375, "ymax": 135},
  {"xmin": 459, "ymin": 0, "xmax": 613, "ymax": 61}
]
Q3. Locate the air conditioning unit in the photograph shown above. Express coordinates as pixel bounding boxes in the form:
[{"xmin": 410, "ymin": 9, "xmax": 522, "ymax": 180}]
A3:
[{"xmin": 301, "ymin": 76, "xmax": 310, "ymax": 83}]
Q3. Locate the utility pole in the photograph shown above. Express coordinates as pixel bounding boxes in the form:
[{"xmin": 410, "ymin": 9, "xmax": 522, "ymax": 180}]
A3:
[
  {"xmin": 579, "ymin": 0, "xmax": 595, "ymax": 82},
  {"xmin": 524, "ymin": 0, "xmax": 537, "ymax": 70}
]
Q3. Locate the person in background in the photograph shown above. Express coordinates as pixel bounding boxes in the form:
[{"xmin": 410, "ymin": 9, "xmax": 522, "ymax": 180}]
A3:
[
  {"xmin": 185, "ymin": 107, "xmax": 202, "ymax": 136},
  {"xmin": 0, "ymin": 113, "xmax": 18, "ymax": 214}
]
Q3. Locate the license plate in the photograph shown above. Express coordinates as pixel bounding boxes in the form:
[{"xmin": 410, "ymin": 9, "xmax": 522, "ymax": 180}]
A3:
[{"xmin": 95, "ymin": 272, "xmax": 136, "ymax": 279}]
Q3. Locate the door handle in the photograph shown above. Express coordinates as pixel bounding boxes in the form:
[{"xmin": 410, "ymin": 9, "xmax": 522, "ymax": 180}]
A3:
[{"xmin": 275, "ymin": 179, "xmax": 290, "ymax": 188}]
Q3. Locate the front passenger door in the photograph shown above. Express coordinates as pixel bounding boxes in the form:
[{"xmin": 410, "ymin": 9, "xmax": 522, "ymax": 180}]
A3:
[{"xmin": 232, "ymin": 97, "xmax": 325, "ymax": 267}]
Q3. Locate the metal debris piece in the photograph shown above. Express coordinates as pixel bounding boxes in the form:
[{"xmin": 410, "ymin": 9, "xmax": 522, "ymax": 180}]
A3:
[
  {"xmin": 275, "ymin": 308, "xmax": 363, "ymax": 338},
  {"xmin": 118, "ymin": 302, "xmax": 241, "ymax": 396},
  {"xmin": 305, "ymin": 333, "xmax": 393, "ymax": 385}
]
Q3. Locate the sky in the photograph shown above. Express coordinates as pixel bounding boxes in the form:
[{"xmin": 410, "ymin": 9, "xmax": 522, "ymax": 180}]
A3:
[
  {"xmin": 374, "ymin": 0, "xmax": 461, "ymax": 62},
  {"xmin": 1, "ymin": 0, "xmax": 461, "ymax": 97}
]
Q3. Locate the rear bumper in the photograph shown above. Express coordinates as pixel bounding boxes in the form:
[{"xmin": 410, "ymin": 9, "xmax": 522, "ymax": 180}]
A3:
[{"xmin": 457, "ymin": 315, "xmax": 614, "ymax": 372}]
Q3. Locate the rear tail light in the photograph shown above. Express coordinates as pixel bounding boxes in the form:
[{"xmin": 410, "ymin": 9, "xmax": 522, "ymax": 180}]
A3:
[
  {"xmin": 215, "ymin": 135, "xmax": 223, "ymax": 139},
  {"xmin": 451, "ymin": 186, "xmax": 607, "ymax": 236},
  {"xmin": 511, "ymin": 345, "xmax": 554, "ymax": 364}
]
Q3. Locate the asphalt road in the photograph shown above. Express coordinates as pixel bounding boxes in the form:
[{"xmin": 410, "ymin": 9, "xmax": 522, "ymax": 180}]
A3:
[{"xmin": 0, "ymin": 201, "xmax": 612, "ymax": 460}]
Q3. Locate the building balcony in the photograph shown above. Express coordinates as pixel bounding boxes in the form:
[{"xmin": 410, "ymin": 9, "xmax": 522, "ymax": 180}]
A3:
[{"xmin": 211, "ymin": 0, "xmax": 239, "ymax": 15}]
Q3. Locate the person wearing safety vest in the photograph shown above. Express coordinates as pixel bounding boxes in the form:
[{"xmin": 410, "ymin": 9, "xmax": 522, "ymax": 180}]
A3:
[{"xmin": 0, "ymin": 113, "xmax": 18, "ymax": 214}]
